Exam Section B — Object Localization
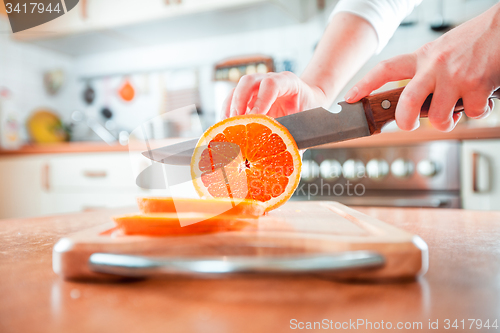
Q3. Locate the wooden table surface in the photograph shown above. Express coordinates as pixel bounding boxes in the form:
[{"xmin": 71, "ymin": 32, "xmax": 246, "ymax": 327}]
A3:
[{"xmin": 1, "ymin": 206, "xmax": 500, "ymax": 332}]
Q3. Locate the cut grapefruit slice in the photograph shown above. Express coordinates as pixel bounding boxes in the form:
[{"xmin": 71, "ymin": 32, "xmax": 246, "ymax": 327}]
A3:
[
  {"xmin": 113, "ymin": 213, "xmax": 254, "ymax": 236},
  {"xmin": 137, "ymin": 197, "xmax": 265, "ymax": 217},
  {"xmin": 191, "ymin": 115, "xmax": 301, "ymax": 212}
]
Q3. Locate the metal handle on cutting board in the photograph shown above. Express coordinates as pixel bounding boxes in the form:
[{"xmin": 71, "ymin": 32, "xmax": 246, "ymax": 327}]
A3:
[{"xmin": 88, "ymin": 251, "xmax": 385, "ymax": 277}]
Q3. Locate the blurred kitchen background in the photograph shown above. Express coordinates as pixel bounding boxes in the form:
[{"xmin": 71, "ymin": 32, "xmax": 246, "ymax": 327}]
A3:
[{"xmin": 1, "ymin": 0, "xmax": 499, "ymax": 219}]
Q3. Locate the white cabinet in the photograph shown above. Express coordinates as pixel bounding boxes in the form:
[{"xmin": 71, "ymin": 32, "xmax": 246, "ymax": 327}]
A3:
[
  {"xmin": 15, "ymin": 0, "xmax": 318, "ymax": 41},
  {"xmin": 0, "ymin": 155, "xmax": 47, "ymax": 218},
  {"xmin": 0, "ymin": 152, "xmax": 159, "ymax": 219},
  {"xmin": 461, "ymin": 140, "xmax": 500, "ymax": 210}
]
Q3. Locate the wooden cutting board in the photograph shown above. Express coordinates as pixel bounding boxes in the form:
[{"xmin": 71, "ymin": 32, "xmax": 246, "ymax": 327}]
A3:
[{"xmin": 53, "ymin": 201, "xmax": 428, "ymax": 281}]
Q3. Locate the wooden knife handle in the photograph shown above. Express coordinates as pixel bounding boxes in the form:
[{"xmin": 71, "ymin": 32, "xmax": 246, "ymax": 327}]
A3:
[{"xmin": 361, "ymin": 86, "xmax": 500, "ymax": 135}]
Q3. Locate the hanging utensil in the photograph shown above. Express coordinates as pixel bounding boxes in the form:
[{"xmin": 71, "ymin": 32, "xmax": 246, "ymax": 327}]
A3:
[
  {"xmin": 100, "ymin": 77, "xmax": 114, "ymax": 123},
  {"xmin": 118, "ymin": 77, "xmax": 135, "ymax": 102},
  {"xmin": 83, "ymin": 82, "xmax": 95, "ymax": 105},
  {"xmin": 43, "ymin": 69, "xmax": 64, "ymax": 96}
]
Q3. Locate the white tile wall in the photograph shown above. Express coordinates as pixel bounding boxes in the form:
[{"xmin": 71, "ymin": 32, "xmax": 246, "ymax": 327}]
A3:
[
  {"xmin": 0, "ymin": 18, "xmax": 76, "ymax": 142},
  {"xmin": 72, "ymin": 16, "xmax": 325, "ymax": 130}
]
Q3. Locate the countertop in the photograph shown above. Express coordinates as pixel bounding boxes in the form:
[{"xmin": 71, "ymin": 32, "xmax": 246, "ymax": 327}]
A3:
[
  {"xmin": 0, "ymin": 138, "xmax": 186, "ymax": 156},
  {"xmin": 1, "ymin": 125, "xmax": 500, "ymax": 156},
  {"xmin": 1, "ymin": 206, "xmax": 500, "ymax": 332}
]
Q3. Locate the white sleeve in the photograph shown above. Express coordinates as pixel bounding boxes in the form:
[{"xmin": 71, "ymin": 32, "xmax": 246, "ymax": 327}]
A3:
[{"xmin": 330, "ymin": 0, "xmax": 422, "ymax": 54}]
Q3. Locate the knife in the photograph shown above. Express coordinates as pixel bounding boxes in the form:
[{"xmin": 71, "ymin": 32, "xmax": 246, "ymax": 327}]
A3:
[{"xmin": 143, "ymin": 86, "xmax": 500, "ymax": 165}]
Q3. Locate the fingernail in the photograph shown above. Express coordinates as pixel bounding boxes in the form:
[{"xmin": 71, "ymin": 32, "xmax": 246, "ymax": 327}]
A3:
[
  {"xmin": 475, "ymin": 105, "xmax": 492, "ymax": 120},
  {"xmin": 443, "ymin": 122, "xmax": 455, "ymax": 132},
  {"xmin": 411, "ymin": 118, "xmax": 420, "ymax": 131},
  {"xmin": 249, "ymin": 107, "xmax": 259, "ymax": 114},
  {"xmin": 230, "ymin": 108, "xmax": 237, "ymax": 117},
  {"xmin": 344, "ymin": 86, "xmax": 359, "ymax": 102}
]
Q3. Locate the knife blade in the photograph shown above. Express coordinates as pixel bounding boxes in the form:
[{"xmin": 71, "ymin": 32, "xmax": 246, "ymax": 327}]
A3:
[{"xmin": 142, "ymin": 86, "xmax": 500, "ymax": 165}]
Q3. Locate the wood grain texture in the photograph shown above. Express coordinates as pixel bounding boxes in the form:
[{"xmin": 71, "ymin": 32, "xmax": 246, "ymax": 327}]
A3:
[
  {"xmin": 52, "ymin": 201, "xmax": 427, "ymax": 282},
  {"xmin": 2, "ymin": 206, "xmax": 500, "ymax": 332},
  {"xmin": 362, "ymin": 87, "xmax": 500, "ymax": 134}
]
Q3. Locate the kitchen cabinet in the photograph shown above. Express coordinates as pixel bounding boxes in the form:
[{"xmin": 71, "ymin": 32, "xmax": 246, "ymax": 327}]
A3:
[
  {"xmin": 461, "ymin": 139, "xmax": 500, "ymax": 210},
  {"xmin": 13, "ymin": 0, "xmax": 326, "ymax": 41},
  {"xmin": 0, "ymin": 152, "xmax": 160, "ymax": 219},
  {"xmin": 0, "ymin": 155, "xmax": 47, "ymax": 218},
  {"xmin": 48, "ymin": 153, "xmax": 139, "ymax": 191},
  {"xmin": 10, "ymin": 0, "xmax": 335, "ymax": 56}
]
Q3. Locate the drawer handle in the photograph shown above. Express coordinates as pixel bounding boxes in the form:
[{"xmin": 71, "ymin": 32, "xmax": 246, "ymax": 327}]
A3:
[
  {"xmin": 472, "ymin": 152, "xmax": 490, "ymax": 193},
  {"xmin": 83, "ymin": 170, "xmax": 108, "ymax": 178}
]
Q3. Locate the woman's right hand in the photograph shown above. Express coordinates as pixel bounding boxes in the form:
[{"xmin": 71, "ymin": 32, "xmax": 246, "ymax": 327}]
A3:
[{"xmin": 221, "ymin": 71, "xmax": 328, "ymax": 120}]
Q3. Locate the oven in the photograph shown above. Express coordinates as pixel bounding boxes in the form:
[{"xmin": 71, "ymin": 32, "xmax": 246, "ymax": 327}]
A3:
[{"xmin": 293, "ymin": 141, "xmax": 461, "ymax": 208}]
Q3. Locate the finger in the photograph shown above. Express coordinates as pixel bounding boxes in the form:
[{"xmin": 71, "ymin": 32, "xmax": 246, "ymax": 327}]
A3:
[
  {"xmin": 462, "ymin": 91, "xmax": 493, "ymax": 120},
  {"xmin": 221, "ymin": 88, "xmax": 235, "ymax": 120},
  {"xmin": 395, "ymin": 75, "xmax": 434, "ymax": 131},
  {"xmin": 247, "ymin": 90, "xmax": 259, "ymax": 111},
  {"xmin": 427, "ymin": 86, "xmax": 461, "ymax": 132},
  {"xmin": 250, "ymin": 73, "xmax": 299, "ymax": 115},
  {"xmin": 230, "ymin": 74, "xmax": 266, "ymax": 117},
  {"xmin": 452, "ymin": 112, "xmax": 463, "ymax": 127},
  {"xmin": 345, "ymin": 54, "xmax": 417, "ymax": 103}
]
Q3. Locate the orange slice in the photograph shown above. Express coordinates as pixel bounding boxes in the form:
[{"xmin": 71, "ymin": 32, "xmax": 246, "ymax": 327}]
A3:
[
  {"xmin": 137, "ymin": 197, "xmax": 265, "ymax": 217},
  {"xmin": 113, "ymin": 213, "xmax": 254, "ymax": 236},
  {"xmin": 191, "ymin": 114, "xmax": 301, "ymax": 212}
]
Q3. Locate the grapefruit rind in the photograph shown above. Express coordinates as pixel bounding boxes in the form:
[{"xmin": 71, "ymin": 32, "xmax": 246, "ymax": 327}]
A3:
[
  {"xmin": 113, "ymin": 213, "xmax": 254, "ymax": 236},
  {"xmin": 136, "ymin": 197, "xmax": 265, "ymax": 217},
  {"xmin": 191, "ymin": 115, "xmax": 301, "ymax": 212}
]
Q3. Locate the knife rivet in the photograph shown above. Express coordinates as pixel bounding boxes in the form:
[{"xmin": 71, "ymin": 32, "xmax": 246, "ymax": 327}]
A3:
[{"xmin": 381, "ymin": 100, "xmax": 391, "ymax": 109}]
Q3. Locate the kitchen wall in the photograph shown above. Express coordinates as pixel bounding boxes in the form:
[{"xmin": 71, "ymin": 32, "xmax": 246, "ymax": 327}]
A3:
[
  {"xmin": 0, "ymin": 18, "xmax": 77, "ymax": 143},
  {"xmin": 72, "ymin": 11, "xmax": 327, "ymax": 134}
]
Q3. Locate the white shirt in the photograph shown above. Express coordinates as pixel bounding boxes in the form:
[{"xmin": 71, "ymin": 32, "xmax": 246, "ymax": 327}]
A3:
[{"xmin": 331, "ymin": 0, "xmax": 423, "ymax": 53}]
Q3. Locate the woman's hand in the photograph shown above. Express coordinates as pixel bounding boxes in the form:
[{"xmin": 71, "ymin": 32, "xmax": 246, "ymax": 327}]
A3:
[
  {"xmin": 345, "ymin": 3, "xmax": 500, "ymax": 132},
  {"xmin": 221, "ymin": 71, "xmax": 328, "ymax": 119}
]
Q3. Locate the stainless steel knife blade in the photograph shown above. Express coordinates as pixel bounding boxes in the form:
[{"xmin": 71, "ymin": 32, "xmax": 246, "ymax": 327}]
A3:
[
  {"xmin": 142, "ymin": 85, "xmax": 500, "ymax": 165},
  {"xmin": 142, "ymin": 138, "xmax": 199, "ymax": 165},
  {"xmin": 142, "ymin": 103, "xmax": 370, "ymax": 165},
  {"xmin": 276, "ymin": 103, "xmax": 370, "ymax": 149}
]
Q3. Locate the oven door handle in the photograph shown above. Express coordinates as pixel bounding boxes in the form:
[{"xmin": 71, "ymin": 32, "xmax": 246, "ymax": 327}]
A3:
[{"xmin": 472, "ymin": 152, "xmax": 491, "ymax": 193}]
